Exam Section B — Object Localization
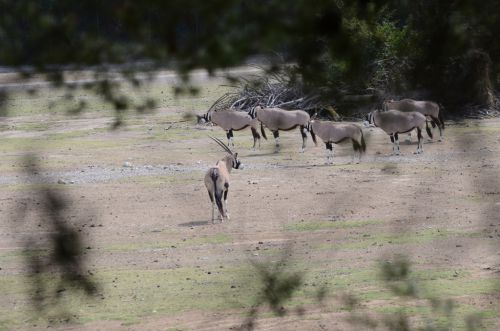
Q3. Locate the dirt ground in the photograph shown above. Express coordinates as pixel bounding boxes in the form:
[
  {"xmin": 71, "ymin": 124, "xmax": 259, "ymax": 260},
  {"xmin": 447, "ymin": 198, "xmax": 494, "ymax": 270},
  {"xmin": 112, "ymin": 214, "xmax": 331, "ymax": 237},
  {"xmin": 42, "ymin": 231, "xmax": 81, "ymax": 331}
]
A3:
[{"xmin": 0, "ymin": 86, "xmax": 499, "ymax": 330}]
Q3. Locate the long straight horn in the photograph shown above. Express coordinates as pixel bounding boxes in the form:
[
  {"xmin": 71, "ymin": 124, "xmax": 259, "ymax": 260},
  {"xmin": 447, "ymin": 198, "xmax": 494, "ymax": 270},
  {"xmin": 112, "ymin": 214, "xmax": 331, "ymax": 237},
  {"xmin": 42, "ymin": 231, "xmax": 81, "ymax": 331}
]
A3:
[{"xmin": 209, "ymin": 136, "xmax": 233, "ymax": 155}]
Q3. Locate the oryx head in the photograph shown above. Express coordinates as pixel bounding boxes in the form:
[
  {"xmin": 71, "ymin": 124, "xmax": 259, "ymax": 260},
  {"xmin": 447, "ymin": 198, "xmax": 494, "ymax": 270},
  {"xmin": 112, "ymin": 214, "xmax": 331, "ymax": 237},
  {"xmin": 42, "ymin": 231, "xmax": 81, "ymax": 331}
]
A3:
[
  {"xmin": 209, "ymin": 136, "xmax": 242, "ymax": 169},
  {"xmin": 197, "ymin": 112, "xmax": 211, "ymax": 124},
  {"xmin": 382, "ymin": 99, "xmax": 395, "ymax": 111},
  {"xmin": 249, "ymin": 104, "xmax": 265, "ymax": 119},
  {"xmin": 363, "ymin": 111, "xmax": 377, "ymax": 128}
]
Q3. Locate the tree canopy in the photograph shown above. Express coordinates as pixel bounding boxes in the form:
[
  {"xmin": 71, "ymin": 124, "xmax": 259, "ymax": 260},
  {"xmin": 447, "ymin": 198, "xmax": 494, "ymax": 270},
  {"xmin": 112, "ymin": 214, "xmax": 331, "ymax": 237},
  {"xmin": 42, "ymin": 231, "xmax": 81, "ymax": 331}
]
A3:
[{"xmin": 0, "ymin": 0, "xmax": 498, "ymax": 115}]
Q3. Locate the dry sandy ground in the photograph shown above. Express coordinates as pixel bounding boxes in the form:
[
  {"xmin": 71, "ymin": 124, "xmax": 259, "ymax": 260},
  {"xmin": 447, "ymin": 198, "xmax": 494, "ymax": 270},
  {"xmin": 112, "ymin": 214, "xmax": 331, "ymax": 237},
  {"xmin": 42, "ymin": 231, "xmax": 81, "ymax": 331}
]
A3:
[{"xmin": 0, "ymin": 107, "xmax": 499, "ymax": 330}]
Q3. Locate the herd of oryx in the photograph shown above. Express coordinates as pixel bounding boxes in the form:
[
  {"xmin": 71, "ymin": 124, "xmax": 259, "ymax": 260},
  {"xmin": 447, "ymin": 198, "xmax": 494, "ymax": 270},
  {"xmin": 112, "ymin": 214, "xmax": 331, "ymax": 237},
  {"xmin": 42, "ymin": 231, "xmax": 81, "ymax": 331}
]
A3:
[{"xmin": 197, "ymin": 98, "xmax": 445, "ymax": 222}]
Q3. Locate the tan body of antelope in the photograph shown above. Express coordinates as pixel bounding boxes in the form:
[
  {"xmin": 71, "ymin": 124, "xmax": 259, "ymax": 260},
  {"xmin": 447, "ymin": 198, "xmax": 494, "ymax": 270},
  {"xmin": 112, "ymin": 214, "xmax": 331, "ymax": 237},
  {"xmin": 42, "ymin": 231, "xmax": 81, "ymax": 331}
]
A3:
[
  {"xmin": 384, "ymin": 99, "xmax": 444, "ymax": 141},
  {"xmin": 249, "ymin": 106, "xmax": 317, "ymax": 152},
  {"xmin": 309, "ymin": 121, "xmax": 366, "ymax": 164},
  {"xmin": 367, "ymin": 110, "xmax": 432, "ymax": 155},
  {"xmin": 204, "ymin": 137, "xmax": 242, "ymax": 223},
  {"xmin": 197, "ymin": 109, "xmax": 263, "ymax": 149}
]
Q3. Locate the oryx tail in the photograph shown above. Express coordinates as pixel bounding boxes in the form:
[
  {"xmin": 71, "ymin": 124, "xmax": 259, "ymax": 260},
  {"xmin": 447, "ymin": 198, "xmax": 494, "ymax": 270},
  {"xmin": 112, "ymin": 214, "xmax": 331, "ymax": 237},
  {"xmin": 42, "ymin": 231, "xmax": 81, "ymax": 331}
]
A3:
[
  {"xmin": 438, "ymin": 112, "xmax": 445, "ymax": 130},
  {"xmin": 425, "ymin": 121, "xmax": 433, "ymax": 139},
  {"xmin": 359, "ymin": 130, "xmax": 367, "ymax": 153},
  {"xmin": 260, "ymin": 122, "xmax": 268, "ymax": 140},
  {"xmin": 309, "ymin": 122, "xmax": 317, "ymax": 145},
  {"xmin": 210, "ymin": 168, "xmax": 225, "ymax": 218}
]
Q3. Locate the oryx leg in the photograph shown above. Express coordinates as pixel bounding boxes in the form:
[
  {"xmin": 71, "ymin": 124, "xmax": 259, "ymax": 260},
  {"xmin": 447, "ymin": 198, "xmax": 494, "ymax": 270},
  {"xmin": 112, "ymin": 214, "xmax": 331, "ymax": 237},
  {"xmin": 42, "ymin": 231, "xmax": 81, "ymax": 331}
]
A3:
[
  {"xmin": 223, "ymin": 188, "xmax": 230, "ymax": 220},
  {"xmin": 390, "ymin": 134, "xmax": 396, "ymax": 155},
  {"xmin": 430, "ymin": 115, "xmax": 442, "ymax": 141},
  {"xmin": 405, "ymin": 133, "xmax": 412, "ymax": 144},
  {"xmin": 350, "ymin": 148, "xmax": 356, "ymax": 164},
  {"xmin": 325, "ymin": 142, "xmax": 334, "ymax": 164},
  {"xmin": 207, "ymin": 191, "xmax": 216, "ymax": 223},
  {"xmin": 227, "ymin": 129, "xmax": 235, "ymax": 147},
  {"xmin": 251, "ymin": 127, "xmax": 260, "ymax": 150},
  {"xmin": 273, "ymin": 131, "xmax": 280, "ymax": 152},
  {"xmin": 226, "ymin": 130, "xmax": 232, "ymax": 147},
  {"xmin": 300, "ymin": 125, "xmax": 307, "ymax": 153},
  {"xmin": 394, "ymin": 133, "xmax": 400, "ymax": 155},
  {"xmin": 416, "ymin": 127, "xmax": 423, "ymax": 154}
]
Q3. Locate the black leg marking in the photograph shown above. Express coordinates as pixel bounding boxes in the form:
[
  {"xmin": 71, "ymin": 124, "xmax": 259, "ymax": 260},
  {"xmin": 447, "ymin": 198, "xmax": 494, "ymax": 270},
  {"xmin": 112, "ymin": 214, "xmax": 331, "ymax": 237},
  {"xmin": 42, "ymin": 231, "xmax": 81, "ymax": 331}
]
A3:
[
  {"xmin": 251, "ymin": 127, "xmax": 259, "ymax": 149},
  {"xmin": 226, "ymin": 131, "xmax": 231, "ymax": 140},
  {"xmin": 430, "ymin": 115, "xmax": 442, "ymax": 138},
  {"xmin": 393, "ymin": 133, "xmax": 400, "ymax": 155},
  {"xmin": 273, "ymin": 130, "xmax": 280, "ymax": 150},
  {"xmin": 300, "ymin": 125, "xmax": 307, "ymax": 151},
  {"xmin": 390, "ymin": 134, "xmax": 394, "ymax": 143},
  {"xmin": 325, "ymin": 142, "xmax": 333, "ymax": 164},
  {"xmin": 300, "ymin": 125, "xmax": 307, "ymax": 139},
  {"xmin": 417, "ymin": 127, "xmax": 423, "ymax": 153}
]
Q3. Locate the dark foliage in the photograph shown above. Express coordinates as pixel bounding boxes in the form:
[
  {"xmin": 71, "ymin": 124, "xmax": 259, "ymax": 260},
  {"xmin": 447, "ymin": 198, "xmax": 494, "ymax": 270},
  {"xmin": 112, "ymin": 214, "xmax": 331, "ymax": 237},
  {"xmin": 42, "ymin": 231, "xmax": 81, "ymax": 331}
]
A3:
[{"xmin": 15, "ymin": 156, "xmax": 99, "ymax": 314}]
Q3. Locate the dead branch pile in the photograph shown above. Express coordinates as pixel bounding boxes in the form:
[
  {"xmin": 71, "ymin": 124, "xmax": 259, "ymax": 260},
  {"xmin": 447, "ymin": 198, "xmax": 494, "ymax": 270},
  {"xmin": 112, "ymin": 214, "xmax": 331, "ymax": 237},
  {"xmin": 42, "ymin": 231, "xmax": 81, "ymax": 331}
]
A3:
[{"xmin": 208, "ymin": 71, "xmax": 329, "ymax": 114}]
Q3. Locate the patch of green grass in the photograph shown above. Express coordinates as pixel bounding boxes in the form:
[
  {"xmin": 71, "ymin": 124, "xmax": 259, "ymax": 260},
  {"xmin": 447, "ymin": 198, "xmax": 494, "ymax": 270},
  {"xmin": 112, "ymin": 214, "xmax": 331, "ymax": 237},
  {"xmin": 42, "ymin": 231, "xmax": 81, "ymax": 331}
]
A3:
[
  {"xmin": 10, "ymin": 122, "xmax": 52, "ymax": 131},
  {"xmin": 3, "ymin": 80, "xmax": 234, "ymax": 117},
  {"xmin": 104, "ymin": 233, "xmax": 233, "ymax": 252},
  {"xmin": 144, "ymin": 126, "xmax": 212, "ymax": 142},
  {"xmin": 373, "ymin": 302, "xmax": 498, "ymax": 330},
  {"xmin": 0, "ymin": 249, "xmax": 49, "ymax": 265},
  {"xmin": 462, "ymin": 194, "xmax": 499, "ymax": 203},
  {"xmin": 0, "ymin": 264, "xmax": 260, "ymax": 329},
  {"xmin": 0, "ymin": 135, "xmax": 133, "ymax": 154},
  {"xmin": 285, "ymin": 219, "xmax": 384, "ymax": 232},
  {"xmin": 421, "ymin": 274, "xmax": 500, "ymax": 298},
  {"xmin": 121, "ymin": 171, "xmax": 204, "ymax": 186},
  {"xmin": 317, "ymin": 229, "xmax": 466, "ymax": 250},
  {"xmin": 452, "ymin": 125, "xmax": 500, "ymax": 133},
  {"xmin": 1, "ymin": 259, "xmax": 498, "ymax": 330},
  {"xmin": 0, "ymin": 183, "xmax": 81, "ymax": 192}
]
